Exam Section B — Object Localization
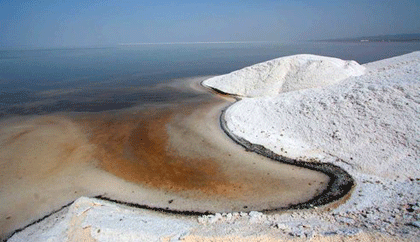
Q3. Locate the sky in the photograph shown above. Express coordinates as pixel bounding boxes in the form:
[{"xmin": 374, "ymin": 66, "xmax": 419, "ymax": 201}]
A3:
[{"xmin": 0, "ymin": 0, "xmax": 419, "ymax": 48}]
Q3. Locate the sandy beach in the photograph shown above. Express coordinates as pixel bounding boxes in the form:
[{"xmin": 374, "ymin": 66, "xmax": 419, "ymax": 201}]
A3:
[{"xmin": 3, "ymin": 52, "xmax": 420, "ymax": 241}]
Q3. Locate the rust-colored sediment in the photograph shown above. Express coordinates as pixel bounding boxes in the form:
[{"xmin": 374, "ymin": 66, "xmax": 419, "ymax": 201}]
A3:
[
  {"xmin": 4, "ymin": 129, "xmax": 34, "ymax": 146},
  {"xmin": 79, "ymin": 107, "xmax": 243, "ymax": 197}
]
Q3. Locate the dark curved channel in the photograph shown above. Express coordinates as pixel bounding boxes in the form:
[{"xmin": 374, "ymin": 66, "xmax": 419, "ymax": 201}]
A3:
[{"xmin": 219, "ymin": 107, "xmax": 355, "ymax": 210}]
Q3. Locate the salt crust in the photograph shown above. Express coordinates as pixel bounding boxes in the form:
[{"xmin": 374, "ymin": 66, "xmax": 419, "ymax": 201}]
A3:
[
  {"xmin": 222, "ymin": 52, "xmax": 420, "ymax": 179},
  {"xmin": 8, "ymin": 197, "xmax": 195, "ymax": 242},
  {"xmin": 202, "ymin": 54, "xmax": 366, "ymax": 97},
  {"xmin": 9, "ymin": 53, "xmax": 420, "ymax": 241}
]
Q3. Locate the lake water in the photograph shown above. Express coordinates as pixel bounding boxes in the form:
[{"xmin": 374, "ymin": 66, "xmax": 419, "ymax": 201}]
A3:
[{"xmin": 1, "ymin": 41, "xmax": 419, "ymax": 117}]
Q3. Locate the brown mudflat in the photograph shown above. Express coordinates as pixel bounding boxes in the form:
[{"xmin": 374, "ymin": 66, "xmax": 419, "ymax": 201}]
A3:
[
  {"xmin": 72, "ymin": 97, "xmax": 330, "ymax": 208},
  {"xmin": 0, "ymin": 78, "xmax": 330, "ymax": 239},
  {"xmin": 80, "ymin": 107, "xmax": 244, "ymax": 197}
]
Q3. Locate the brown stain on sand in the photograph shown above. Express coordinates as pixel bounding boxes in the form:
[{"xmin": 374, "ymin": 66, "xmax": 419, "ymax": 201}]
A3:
[
  {"xmin": 3, "ymin": 129, "xmax": 34, "ymax": 146},
  {"xmin": 80, "ymin": 108, "xmax": 244, "ymax": 197}
]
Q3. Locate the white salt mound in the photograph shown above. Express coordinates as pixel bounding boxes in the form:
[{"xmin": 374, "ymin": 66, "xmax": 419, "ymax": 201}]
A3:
[
  {"xmin": 221, "ymin": 51, "xmax": 420, "ymax": 179},
  {"xmin": 202, "ymin": 54, "xmax": 365, "ymax": 97}
]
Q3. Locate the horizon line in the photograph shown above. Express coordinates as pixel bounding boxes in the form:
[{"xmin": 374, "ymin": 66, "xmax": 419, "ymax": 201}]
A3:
[{"xmin": 118, "ymin": 41, "xmax": 278, "ymax": 45}]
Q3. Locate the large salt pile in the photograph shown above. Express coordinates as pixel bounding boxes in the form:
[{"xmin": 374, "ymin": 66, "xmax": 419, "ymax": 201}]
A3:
[
  {"xmin": 214, "ymin": 52, "xmax": 420, "ymax": 179},
  {"xmin": 202, "ymin": 54, "xmax": 366, "ymax": 97}
]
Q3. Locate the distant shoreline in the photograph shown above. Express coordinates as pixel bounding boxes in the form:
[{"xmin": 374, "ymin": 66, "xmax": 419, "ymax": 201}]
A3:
[
  {"xmin": 316, "ymin": 39, "xmax": 420, "ymax": 43},
  {"xmin": 118, "ymin": 41, "xmax": 277, "ymax": 46},
  {"xmin": 314, "ymin": 33, "xmax": 420, "ymax": 43}
]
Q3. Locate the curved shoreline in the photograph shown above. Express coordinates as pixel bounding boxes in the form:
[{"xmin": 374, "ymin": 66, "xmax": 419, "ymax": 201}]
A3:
[
  {"xmin": 218, "ymin": 96, "xmax": 355, "ymax": 210},
  {"xmin": 4, "ymin": 78, "xmax": 351, "ymax": 241}
]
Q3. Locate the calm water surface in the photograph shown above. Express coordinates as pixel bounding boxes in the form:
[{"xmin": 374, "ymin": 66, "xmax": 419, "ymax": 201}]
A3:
[{"xmin": 1, "ymin": 41, "xmax": 419, "ymax": 116}]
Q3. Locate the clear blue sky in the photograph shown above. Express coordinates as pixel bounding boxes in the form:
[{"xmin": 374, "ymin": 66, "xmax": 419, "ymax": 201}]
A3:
[{"xmin": 1, "ymin": 0, "xmax": 419, "ymax": 48}]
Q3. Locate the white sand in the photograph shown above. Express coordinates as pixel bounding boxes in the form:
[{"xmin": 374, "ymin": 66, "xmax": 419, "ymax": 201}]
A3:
[{"xmin": 8, "ymin": 53, "xmax": 420, "ymax": 241}]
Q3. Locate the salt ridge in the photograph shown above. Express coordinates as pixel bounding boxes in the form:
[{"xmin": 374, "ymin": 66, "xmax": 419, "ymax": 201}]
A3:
[
  {"xmin": 221, "ymin": 52, "xmax": 420, "ymax": 179},
  {"xmin": 203, "ymin": 54, "xmax": 366, "ymax": 97}
]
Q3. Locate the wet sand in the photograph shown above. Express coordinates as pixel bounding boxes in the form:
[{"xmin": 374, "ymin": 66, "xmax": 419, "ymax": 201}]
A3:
[{"xmin": 0, "ymin": 77, "xmax": 330, "ymax": 239}]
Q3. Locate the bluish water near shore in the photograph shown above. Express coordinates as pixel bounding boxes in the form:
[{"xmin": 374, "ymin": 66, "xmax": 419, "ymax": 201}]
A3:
[{"xmin": 1, "ymin": 41, "xmax": 419, "ymax": 116}]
